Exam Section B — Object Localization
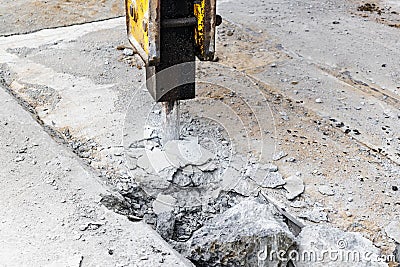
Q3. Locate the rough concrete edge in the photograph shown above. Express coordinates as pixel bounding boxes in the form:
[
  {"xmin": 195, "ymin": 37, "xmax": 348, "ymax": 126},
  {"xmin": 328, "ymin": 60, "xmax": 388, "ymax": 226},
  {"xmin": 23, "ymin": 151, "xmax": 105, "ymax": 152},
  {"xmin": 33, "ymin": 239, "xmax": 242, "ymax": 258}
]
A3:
[{"xmin": 0, "ymin": 16, "xmax": 125, "ymax": 38}]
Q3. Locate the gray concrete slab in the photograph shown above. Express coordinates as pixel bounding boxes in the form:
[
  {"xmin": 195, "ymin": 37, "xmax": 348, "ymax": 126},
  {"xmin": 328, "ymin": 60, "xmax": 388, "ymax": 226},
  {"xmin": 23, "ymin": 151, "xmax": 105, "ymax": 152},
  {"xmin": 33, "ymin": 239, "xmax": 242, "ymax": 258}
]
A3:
[{"xmin": 0, "ymin": 87, "xmax": 193, "ymax": 266}]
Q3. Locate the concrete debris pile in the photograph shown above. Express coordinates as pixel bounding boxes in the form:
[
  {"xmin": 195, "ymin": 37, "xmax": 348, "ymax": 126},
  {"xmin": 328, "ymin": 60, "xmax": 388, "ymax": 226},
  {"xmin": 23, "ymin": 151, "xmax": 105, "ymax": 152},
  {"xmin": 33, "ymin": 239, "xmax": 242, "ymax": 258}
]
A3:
[
  {"xmin": 125, "ymin": 114, "xmax": 233, "ymax": 202},
  {"xmin": 122, "ymin": 114, "xmax": 313, "ymax": 255},
  {"xmin": 124, "ymin": 121, "xmax": 246, "ymax": 241},
  {"xmin": 180, "ymin": 199, "xmax": 388, "ymax": 267},
  {"xmin": 136, "ymin": 138, "xmax": 218, "ymax": 187},
  {"xmin": 127, "ymin": 135, "xmax": 227, "ymax": 207},
  {"xmin": 121, "ymin": 106, "xmax": 389, "ymax": 267}
]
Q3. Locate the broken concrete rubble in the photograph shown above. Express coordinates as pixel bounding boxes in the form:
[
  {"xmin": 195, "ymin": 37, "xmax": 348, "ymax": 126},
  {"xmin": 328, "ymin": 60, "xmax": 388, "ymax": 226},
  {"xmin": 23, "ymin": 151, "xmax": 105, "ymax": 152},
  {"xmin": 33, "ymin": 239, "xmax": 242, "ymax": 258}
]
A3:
[
  {"xmin": 130, "ymin": 136, "xmax": 219, "ymax": 189},
  {"xmin": 241, "ymin": 162, "xmax": 285, "ymax": 189},
  {"xmin": 135, "ymin": 139, "xmax": 215, "ymax": 175},
  {"xmin": 256, "ymin": 171, "xmax": 286, "ymax": 189},
  {"xmin": 187, "ymin": 199, "xmax": 296, "ymax": 267},
  {"xmin": 164, "ymin": 139, "xmax": 215, "ymax": 168},
  {"xmin": 231, "ymin": 177, "xmax": 259, "ymax": 197},
  {"xmin": 152, "ymin": 194, "xmax": 176, "ymax": 215},
  {"xmin": 283, "ymin": 176, "xmax": 305, "ymax": 200},
  {"xmin": 156, "ymin": 211, "xmax": 176, "ymax": 240}
]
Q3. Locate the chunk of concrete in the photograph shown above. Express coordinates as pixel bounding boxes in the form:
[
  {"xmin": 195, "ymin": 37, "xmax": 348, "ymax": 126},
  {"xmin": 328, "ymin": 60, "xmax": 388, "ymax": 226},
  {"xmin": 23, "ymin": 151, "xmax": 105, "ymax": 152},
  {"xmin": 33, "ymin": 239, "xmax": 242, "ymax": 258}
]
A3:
[
  {"xmin": 232, "ymin": 177, "xmax": 259, "ymax": 197},
  {"xmin": 136, "ymin": 153, "xmax": 155, "ymax": 173},
  {"xmin": 221, "ymin": 167, "xmax": 242, "ymax": 190},
  {"xmin": 257, "ymin": 171, "xmax": 286, "ymax": 188},
  {"xmin": 299, "ymin": 207, "xmax": 328, "ymax": 223},
  {"xmin": 156, "ymin": 211, "xmax": 176, "ymax": 240},
  {"xmin": 318, "ymin": 185, "xmax": 335, "ymax": 196},
  {"xmin": 283, "ymin": 176, "xmax": 304, "ymax": 200},
  {"xmin": 164, "ymin": 139, "xmax": 214, "ymax": 168},
  {"xmin": 137, "ymin": 147, "xmax": 173, "ymax": 173},
  {"xmin": 384, "ymin": 221, "xmax": 400, "ymax": 243},
  {"xmin": 296, "ymin": 225, "xmax": 386, "ymax": 267},
  {"xmin": 187, "ymin": 199, "xmax": 296, "ymax": 266},
  {"xmin": 152, "ymin": 194, "xmax": 176, "ymax": 215}
]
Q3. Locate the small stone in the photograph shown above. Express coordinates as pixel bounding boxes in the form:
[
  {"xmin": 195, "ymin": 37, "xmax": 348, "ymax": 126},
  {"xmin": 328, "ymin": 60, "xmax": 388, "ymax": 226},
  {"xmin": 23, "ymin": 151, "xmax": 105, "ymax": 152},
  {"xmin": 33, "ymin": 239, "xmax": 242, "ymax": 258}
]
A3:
[
  {"xmin": 285, "ymin": 157, "xmax": 296, "ymax": 162},
  {"xmin": 79, "ymin": 224, "xmax": 88, "ymax": 231},
  {"xmin": 171, "ymin": 173, "xmax": 192, "ymax": 187},
  {"xmin": 221, "ymin": 167, "xmax": 241, "ymax": 190},
  {"xmin": 279, "ymin": 112, "xmax": 289, "ymax": 121},
  {"xmin": 318, "ymin": 185, "xmax": 335, "ymax": 196},
  {"xmin": 122, "ymin": 48, "xmax": 134, "ymax": 56},
  {"xmin": 137, "ymin": 148, "xmax": 170, "ymax": 173},
  {"xmin": 299, "ymin": 208, "xmax": 328, "ymax": 223},
  {"xmin": 265, "ymin": 164, "xmax": 278, "ymax": 172},
  {"xmin": 283, "ymin": 176, "xmax": 304, "ymax": 200},
  {"xmin": 17, "ymin": 147, "xmax": 27, "ymax": 153},
  {"xmin": 15, "ymin": 156, "xmax": 25, "ymax": 162},
  {"xmin": 232, "ymin": 178, "xmax": 258, "ymax": 197},
  {"xmin": 182, "ymin": 165, "xmax": 194, "ymax": 175}
]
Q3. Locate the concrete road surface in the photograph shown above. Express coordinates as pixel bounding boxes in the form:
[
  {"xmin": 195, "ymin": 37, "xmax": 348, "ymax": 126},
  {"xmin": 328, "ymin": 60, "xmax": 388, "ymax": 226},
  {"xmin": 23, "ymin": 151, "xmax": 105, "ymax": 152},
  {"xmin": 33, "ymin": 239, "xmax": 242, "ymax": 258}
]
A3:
[
  {"xmin": 0, "ymin": 0, "xmax": 399, "ymax": 266},
  {"xmin": 0, "ymin": 87, "xmax": 193, "ymax": 266}
]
